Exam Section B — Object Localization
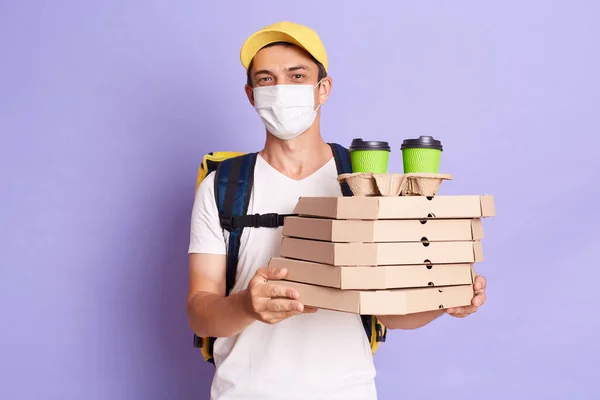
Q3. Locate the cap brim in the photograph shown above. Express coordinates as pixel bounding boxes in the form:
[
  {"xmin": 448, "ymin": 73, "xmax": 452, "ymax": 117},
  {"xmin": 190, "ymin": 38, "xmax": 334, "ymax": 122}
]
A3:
[{"xmin": 240, "ymin": 29, "xmax": 311, "ymax": 70}]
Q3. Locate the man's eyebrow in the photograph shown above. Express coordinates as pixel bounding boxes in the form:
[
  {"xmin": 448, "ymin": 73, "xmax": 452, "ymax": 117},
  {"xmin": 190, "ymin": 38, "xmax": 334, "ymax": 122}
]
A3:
[
  {"xmin": 252, "ymin": 69, "xmax": 273, "ymax": 77},
  {"xmin": 285, "ymin": 65, "xmax": 309, "ymax": 72}
]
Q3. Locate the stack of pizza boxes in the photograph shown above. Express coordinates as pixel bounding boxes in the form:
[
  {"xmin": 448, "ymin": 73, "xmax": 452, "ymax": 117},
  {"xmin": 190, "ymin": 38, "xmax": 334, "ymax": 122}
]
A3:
[{"xmin": 269, "ymin": 174, "xmax": 495, "ymax": 316}]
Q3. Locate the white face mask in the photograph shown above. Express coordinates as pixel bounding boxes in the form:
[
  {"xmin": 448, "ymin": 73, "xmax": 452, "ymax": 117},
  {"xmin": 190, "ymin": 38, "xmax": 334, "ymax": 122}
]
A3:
[{"xmin": 252, "ymin": 81, "xmax": 322, "ymax": 140}]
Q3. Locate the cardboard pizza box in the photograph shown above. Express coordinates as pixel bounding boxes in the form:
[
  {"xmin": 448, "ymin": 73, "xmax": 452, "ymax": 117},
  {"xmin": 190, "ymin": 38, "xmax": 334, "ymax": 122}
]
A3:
[
  {"xmin": 282, "ymin": 216, "xmax": 484, "ymax": 243},
  {"xmin": 273, "ymin": 280, "xmax": 474, "ymax": 315},
  {"xmin": 292, "ymin": 195, "xmax": 495, "ymax": 220},
  {"xmin": 279, "ymin": 237, "xmax": 484, "ymax": 266},
  {"xmin": 269, "ymin": 257, "xmax": 474, "ymax": 290}
]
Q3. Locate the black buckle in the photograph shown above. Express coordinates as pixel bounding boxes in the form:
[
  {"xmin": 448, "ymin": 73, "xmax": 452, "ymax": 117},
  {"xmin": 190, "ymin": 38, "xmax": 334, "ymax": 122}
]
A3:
[
  {"xmin": 253, "ymin": 213, "xmax": 278, "ymax": 228},
  {"xmin": 220, "ymin": 213, "xmax": 294, "ymax": 231},
  {"xmin": 246, "ymin": 213, "xmax": 281, "ymax": 228},
  {"xmin": 251, "ymin": 213, "xmax": 261, "ymax": 228}
]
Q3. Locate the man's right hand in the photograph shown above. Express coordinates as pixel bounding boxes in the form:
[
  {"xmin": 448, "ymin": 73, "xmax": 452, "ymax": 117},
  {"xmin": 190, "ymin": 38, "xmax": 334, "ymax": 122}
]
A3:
[{"xmin": 246, "ymin": 267, "xmax": 317, "ymax": 324}]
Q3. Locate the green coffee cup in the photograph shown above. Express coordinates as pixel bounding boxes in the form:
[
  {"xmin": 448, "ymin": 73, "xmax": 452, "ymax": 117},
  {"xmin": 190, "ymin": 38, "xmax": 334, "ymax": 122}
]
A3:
[
  {"xmin": 349, "ymin": 138, "xmax": 391, "ymax": 173},
  {"xmin": 400, "ymin": 136, "xmax": 443, "ymax": 173}
]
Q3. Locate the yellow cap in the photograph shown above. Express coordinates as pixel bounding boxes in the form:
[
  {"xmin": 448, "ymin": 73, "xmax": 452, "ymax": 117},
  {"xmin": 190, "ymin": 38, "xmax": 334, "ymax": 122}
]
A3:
[{"xmin": 240, "ymin": 21, "xmax": 328, "ymax": 72}]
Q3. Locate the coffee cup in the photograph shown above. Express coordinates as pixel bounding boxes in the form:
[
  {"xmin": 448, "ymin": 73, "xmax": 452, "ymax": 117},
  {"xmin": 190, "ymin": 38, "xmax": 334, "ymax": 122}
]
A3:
[
  {"xmin": 349, "ymin": 138, "xmax": 391, "ymax": 173},
  {"xmin": 400, "ymin": 136, "xmax": 443, "ymax": 173}
]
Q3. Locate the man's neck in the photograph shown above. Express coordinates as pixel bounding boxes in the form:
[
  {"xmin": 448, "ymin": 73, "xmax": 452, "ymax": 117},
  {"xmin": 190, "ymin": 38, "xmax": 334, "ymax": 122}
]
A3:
[{"xmin": 259, "ymin": 127, "xmax": 333, "ymax": 181}]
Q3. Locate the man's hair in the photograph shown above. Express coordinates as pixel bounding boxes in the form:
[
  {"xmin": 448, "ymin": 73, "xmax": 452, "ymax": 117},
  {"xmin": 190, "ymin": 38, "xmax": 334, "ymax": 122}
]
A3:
[{"xmin": 246, "ymin": 41, "xmax": 327, "ymax": 87}]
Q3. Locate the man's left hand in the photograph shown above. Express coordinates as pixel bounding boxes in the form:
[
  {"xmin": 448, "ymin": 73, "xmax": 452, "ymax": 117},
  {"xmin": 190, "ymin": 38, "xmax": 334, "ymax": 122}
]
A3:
[{"xmin": 445, "ymin": 275, "xmax": 487, "ymax": 318}]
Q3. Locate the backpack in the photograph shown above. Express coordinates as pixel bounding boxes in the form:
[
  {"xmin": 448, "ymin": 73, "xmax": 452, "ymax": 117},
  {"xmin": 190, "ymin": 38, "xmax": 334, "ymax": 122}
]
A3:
[{"xmin": 192, "ymin": 143, "xmax": 387, "ymax": 364}]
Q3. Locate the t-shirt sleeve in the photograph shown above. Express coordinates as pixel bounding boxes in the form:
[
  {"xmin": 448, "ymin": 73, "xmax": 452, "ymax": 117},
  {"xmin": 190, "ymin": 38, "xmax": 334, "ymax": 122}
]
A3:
[{"xmin": 188, "ymin": 171, "xmax": 227, "ymax": 255}]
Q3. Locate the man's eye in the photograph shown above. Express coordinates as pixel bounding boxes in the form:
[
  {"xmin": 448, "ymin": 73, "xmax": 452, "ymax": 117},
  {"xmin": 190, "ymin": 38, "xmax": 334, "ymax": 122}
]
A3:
[
  {"xmin": 259, "ymin": 77, "xmax": 271, "ymax": 82},
  {"xmin": 293, "ymin": 74, "xmax": 304, "ymax": 79}
]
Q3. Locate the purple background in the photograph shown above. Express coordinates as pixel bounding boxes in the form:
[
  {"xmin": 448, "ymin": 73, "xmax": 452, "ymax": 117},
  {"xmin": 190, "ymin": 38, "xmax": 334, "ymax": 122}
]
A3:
[{"xmin": 1, "ymin": 1, "xmax": 599, "ymax": 399}]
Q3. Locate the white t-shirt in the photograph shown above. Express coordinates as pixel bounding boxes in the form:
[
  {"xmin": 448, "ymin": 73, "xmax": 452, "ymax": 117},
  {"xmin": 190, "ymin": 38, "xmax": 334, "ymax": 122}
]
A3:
[{"xmin": 189, "ymin": 154, "xmax": 377, "ymax": 400}]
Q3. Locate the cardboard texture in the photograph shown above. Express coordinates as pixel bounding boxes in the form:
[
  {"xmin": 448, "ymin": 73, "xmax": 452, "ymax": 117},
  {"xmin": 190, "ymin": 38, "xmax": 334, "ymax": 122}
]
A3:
[
  {"xmin": 274, "ymin": 280, "xmax": 474, "ymax": 315},
  {"xmin": 292, "ymin": 195, "xmax": 495, "ymax": 220},
  {"xmin": 269, "ymin": 257, "xmax": 474, "ymax": 290},
  {"xmin": 282, "ymin": 216, "xmax": 483, "ymax": 243},
  {"xmin": 270, "ymin": 191, "xmax": 495, "ymax": 315},
  {"xmin": 279, "ymin": 237, "xmax": 484, "ymax": 266}
]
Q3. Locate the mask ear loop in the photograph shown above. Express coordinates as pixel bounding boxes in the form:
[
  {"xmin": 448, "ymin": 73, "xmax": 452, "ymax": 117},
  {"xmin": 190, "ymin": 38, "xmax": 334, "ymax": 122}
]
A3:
[{"xmin": 314, "ymin": 78, "xmax": 325, "ymax": 111}]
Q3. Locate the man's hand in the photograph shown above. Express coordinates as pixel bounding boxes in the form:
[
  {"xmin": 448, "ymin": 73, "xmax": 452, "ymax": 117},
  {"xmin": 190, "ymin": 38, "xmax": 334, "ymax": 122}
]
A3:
[
  {"xmin": 445, "ymin": 275, "xmax": 487, "ymax": 318},
  {"xmin": 246, "ymin": 267, "xmax": 317, "ymax": 324}
]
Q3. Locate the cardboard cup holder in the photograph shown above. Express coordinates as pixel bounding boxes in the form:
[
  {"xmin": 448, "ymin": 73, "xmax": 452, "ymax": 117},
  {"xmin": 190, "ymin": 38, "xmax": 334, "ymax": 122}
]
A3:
[
  {"xmin": 338, "ymin": 172, "xmax": 452, "ymax": 197},
  {"xmin": 402, "ymin": 173, "xmax": 453, "ymax": 197}
]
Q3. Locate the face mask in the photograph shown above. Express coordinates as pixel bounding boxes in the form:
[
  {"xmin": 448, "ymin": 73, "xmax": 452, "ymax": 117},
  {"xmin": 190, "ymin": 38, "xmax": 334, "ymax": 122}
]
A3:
[{"xmin": 252, "ymin": 81, "xmax": 323, "ymax": 140}]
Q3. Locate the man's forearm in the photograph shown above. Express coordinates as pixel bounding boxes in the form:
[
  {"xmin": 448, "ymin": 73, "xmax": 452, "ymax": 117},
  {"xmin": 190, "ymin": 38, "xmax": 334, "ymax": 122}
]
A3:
[
  {"xmin": 377, "ymin": 310, "xmax": 445, "ymax": 330},
  {"xmin": 187, "ymin": 289, "xmax": 256, "ymax": 338}
]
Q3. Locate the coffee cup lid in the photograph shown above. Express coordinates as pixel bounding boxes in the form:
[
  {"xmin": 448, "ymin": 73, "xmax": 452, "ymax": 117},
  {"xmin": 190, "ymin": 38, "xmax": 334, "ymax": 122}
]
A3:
[
  {"xmin": 401, "ymin": 136, "xmax": 443, "ymax": 151},
  {"xmin": 350, "ymin": 138, "xmax": 391, "ymax": 152}
]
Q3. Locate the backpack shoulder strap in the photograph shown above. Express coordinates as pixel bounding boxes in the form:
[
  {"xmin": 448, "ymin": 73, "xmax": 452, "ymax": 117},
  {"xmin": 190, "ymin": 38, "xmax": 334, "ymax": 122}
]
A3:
[
  {"xmin": 213, "ymin": 152, "xmax": 258, "ymax": 295},
  {"xmin": 328, "ymin": 142, "xmax": 353, "ymax": 196}
]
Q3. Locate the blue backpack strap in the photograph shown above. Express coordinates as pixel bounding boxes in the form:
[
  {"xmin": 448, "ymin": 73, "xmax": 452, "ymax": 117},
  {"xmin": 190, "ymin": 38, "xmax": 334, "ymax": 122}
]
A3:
[
  {"xmin": 328, "ymin": 142, "xmax": 387, "ymax": 346},
  {"xmin": 328, "ymin": 142, "xmax": 353, "ymax": 196},
  {"xmin": 214, "ymin": 153, "xmax": 259, "ymax": 295}
]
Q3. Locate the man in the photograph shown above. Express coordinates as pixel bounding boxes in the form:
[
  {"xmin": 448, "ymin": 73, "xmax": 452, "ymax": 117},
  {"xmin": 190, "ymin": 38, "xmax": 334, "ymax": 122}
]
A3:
[{"xmin": 186, "ymin": 21, "xmax": 487, "ymax": 400}]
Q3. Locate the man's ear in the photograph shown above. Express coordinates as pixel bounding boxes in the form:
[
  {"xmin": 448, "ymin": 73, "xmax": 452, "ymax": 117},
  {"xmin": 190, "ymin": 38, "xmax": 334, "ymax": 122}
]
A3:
[
  {"xmin": 245, "ymin": 84, "xmax": 255, "ymax": 106},
  {"xmin": 317, "ymin": 76, "xmax": 332, "ymax": 105}
]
